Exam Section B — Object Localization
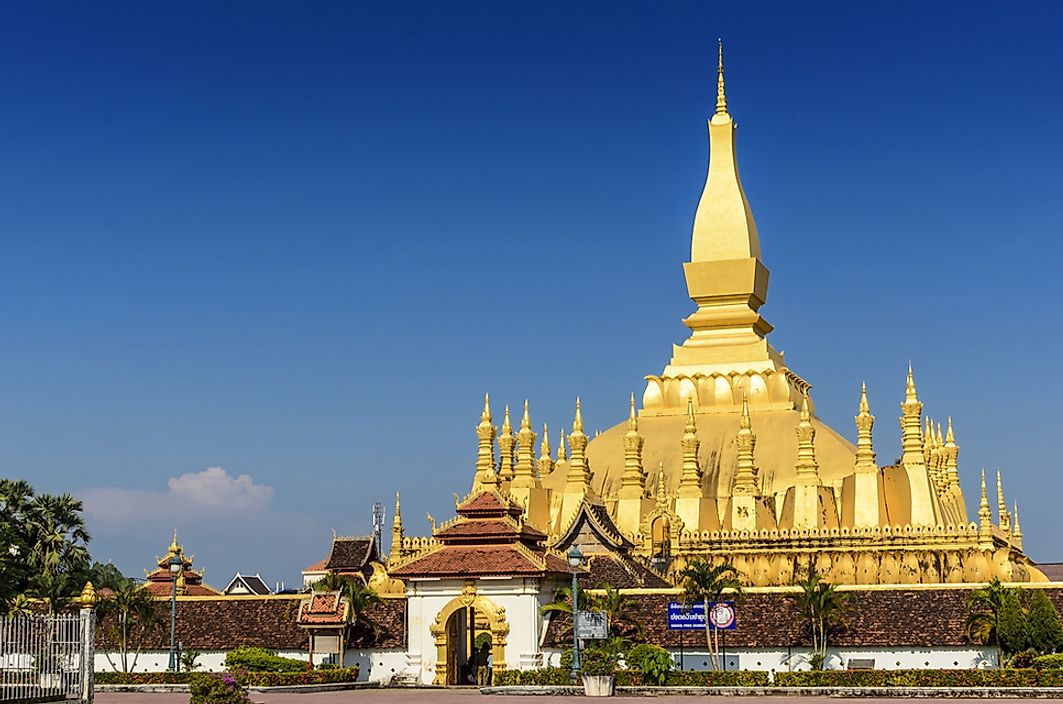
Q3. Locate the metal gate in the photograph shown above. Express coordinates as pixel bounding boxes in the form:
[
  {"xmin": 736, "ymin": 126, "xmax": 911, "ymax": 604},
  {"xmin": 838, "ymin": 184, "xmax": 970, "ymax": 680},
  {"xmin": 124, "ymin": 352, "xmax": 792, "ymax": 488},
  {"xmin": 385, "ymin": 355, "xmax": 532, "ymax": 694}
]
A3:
[{"xmin": 0, "ymin": 611, "xmax": 94, "ymax": 703}]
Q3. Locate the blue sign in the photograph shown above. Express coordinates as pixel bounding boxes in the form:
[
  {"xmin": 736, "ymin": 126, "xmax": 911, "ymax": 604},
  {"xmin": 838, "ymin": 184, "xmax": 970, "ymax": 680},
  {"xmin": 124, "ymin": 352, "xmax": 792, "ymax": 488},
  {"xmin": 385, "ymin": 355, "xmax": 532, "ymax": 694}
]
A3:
[{"xmin": 667, "ymin": 601, "xmax": 736, "ymax": 631}]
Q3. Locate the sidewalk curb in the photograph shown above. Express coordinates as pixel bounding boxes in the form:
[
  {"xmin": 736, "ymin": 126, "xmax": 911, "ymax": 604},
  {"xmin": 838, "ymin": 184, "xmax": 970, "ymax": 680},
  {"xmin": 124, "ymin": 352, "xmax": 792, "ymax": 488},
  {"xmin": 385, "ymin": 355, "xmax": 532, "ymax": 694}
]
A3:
[{"xmin": 481, "ymin": 685, "xmax": 1063, "ymax": 697}]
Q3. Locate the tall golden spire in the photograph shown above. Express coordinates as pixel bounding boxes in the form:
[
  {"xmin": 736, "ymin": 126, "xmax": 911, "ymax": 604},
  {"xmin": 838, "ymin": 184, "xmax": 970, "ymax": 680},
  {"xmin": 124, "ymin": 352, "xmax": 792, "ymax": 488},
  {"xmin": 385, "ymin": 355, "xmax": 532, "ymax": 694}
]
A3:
[
  {"xmin": 1013, "ymin": 501, "xmax": 1023, "ymax": 549},
  {"xmin": 619, "ymin": 393, "xmax": 646, "ymax": 498},
  {"xmin": 556, "ymin": 428, "xmax": 567, "ymax": 463},
  {"xmin": 996, "ymin": 470, "xmax": 1011, "ymax": 534},
  {"xmin": 899, "ymin": 364, "xmax": 938, "ymax": 526},
  {"xmin": 978, "ymin": 468, "xmax": 993, "ymax": 547},
  {"xmin": 512, "ymin": 400, "xmax": 537, "ymax": 489},
  {"xmin": 537, "ymin": 422, "xmax": 554, "ymax": 478},
  {"xmin": 566, "ymin": 398, "xmax": 591, "ymax": 489},
  {"xmin": 733, "ymin": 395, "xmax": 759, "ymax": 494},
  {"xmin": 473, "ymin": 393, "xmax": 498, "ymax": 491},
  {"xmin": 794, "ymin": 391, "xmax": 820, "ymax": 484},
  {"xmin": 715, "ymin": 38, "xmax": 728, "ymax": 116},
  {"xmin": 390, "ymin": 492, "xmax": 404, "ymax": 563},
  {"xmin": 677, "ymin": 397, "xmax": 702, "ymax": 497},
  {"xmin": 498, "ymin": 405, "xmax": 516, "ymax": 487},
  {"xmin": 854, "ymin": 382, "xmax": 877, "ymax": 473}
]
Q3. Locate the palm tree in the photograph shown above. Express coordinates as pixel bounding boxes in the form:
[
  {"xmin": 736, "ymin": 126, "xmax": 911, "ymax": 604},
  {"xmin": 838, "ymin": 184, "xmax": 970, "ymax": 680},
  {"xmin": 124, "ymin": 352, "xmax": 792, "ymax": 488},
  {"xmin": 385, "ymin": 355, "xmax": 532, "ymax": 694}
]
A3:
[
  {"xmin": 312, "ymin": 573, "xmax": 381, "ymax": 638},
  {"xmin": 540, "ymin": 583, "xmax": 583, "ymax": 642},
  {"xmin": 965, "ymin": 578, "xmax": 1012, "ymax": 646},
  {"xmin": 97, "ymin": 579, "xmax": 163, "ymax": 672},
  {"xmin": 679, "ymin": 559, "xmax": 742, "ymax": 671},
  {"xmin": 793, "ymin": 569, "xmax": 849, "ymax": 670}
]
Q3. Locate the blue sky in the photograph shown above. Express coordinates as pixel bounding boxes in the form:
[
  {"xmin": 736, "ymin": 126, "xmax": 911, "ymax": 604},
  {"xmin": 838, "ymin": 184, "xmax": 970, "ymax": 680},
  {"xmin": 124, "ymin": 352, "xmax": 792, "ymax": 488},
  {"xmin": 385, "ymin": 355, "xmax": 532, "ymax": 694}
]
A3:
[{"xmin": 2, "ymin": 2, "xmax": 1061, "ymax": 587}]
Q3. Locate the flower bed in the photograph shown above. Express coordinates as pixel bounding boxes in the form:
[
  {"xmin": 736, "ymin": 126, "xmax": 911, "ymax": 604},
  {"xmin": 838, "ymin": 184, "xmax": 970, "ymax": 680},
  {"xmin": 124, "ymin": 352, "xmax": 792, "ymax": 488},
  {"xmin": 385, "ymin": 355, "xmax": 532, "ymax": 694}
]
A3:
[
  {"xmin": 773, "ymin": 669, "xmax": 1063, "ymax": 687},
  {"xmin": 95, "ymin": 667, "xmax": 359, "ymax": 687},
  {"xmin": 492, "ymin": 668, "xmax": 768, "ymax": 687}
]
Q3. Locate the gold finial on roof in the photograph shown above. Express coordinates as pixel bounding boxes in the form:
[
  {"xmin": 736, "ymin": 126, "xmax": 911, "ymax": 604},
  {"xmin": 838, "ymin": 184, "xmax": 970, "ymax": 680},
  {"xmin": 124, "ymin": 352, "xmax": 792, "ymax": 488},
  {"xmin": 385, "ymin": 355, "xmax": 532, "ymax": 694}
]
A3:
[
  {"xmin": 946, "ymin": 417, "xmax": 955, "ymax": 445},
  {"xmin": 573, "ymin": 397, "xmax": 584, "ymax": 433},
  {"xmin": 859, "ymin": 382, "xmax": 870, "ymax": 414},
  {"xmin": 854, "ymin": 382, "xmax": 877, "ymax": 473},
  {"xmin": 978, "ymin": 467, "xmax": 993, "ymax": 545},
  {"xmin": 481, "ymin": 393, "xmax": 492, "ymax": 423},
  {"xmin": 1013, "ymin": 501, "xmax": 1023, "ymax": 546},
  {"xmin": 556, "ymin": 428, "xmax": 567, "ymax": 462},
  {"xmin": 520, "ymin": 400, "xmax": 531, "ymax": 431},
  {"xmin": 733, "ymin": 393, "xmax": 758, "ymax": 494},
  {"xmin": 473, "ymin": 392, "xmax": 498, "ymax": 491},
  {"xmin": 393, "ymin": 492, "xmax": 402, "ymax": 526},
  {"xmin": 502, "ymin": 405, "xmax": 512, "ymax": 434},
  {"xmin": 936, "ymin": 422, "xmax": 944, "ymax": 447},
  {"xmin": 169, "ymin": 529, "xmax": 180, "ymax": 556},
  {"xmin": 799, "ymin": 390, "xmax": 811, "ymax": 423},
  {"xmin": 540, "ymin": 423, "xmax": 551, "ymax": 459},
  {"xmin": 628, "ymin": 393, "xmax": 638, "ymax": 431},
  {"xmin": 715, "ymin": 38, "xmax": 728, "ymax": 116}
]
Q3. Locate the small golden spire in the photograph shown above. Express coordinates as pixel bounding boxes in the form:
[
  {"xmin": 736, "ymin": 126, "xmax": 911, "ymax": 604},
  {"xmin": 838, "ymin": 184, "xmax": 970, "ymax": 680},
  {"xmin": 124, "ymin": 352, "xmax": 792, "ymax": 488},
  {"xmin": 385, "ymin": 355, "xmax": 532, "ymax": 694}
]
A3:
[
  {"xmin": 537, "ymin": 422, "xmax": 554, "ymax": 478},
  {"xmin": 390, "ymin": 492, "xmax": 404, "ymax": 563},
  {"xmin": 502, "ymin": 404, "xmax": 512, "ymax": 434},
  {"xmin": 521, "ymin": 400, "xmax": 531, "ymax": 431},
  {"xmin": 1013, "ymin": 501, "xmax": 1023, "ymax": 547},
  {"xmin": 678, "ymin": 396, "xmax": 701, "ymax": 496},
  {"xmin": 498, "ymin": 405, "xmax": 516, "ymax": 486},
  {"xmin": 996, "ymin": 469, "xmax": 1010, "ymax": 533},
  {"xmin": 574, "ymin": 397, "xmax": 584, "ymax": 433},
  {"xmin": 513, "ymin": 400, "xmax": 537, "ymax": 488},
  {"xmin": 685, "ymin": 395, "xmax": 696, "ymax": 432},
  {"xmin": 556, "ymin": 428, "xmax": 567, "ymax": 462},
  {"xmin": 481, "ymin": 392, "xmax": 491, "ymax": 423},
  {"xmin": 393, "ymin": 492, "xmax": 402, "ymax": 526},
  {"xmin": 946, "ymin": 417, "xmax": 955, "ymax": 445},
  {"xmin": 567, "ymin": 398, "xmax": 591, "ymax": 489},
  {"xmin": 906, "ymin": 362, "xmax": 918, "ymax": 402},
  {"xmin": 978, "ymin": 467, "xmax": 993, "ymax": 545},
  {"xmin": 715, "ymin": 38, "xmax": 728, "ymax": 116},
  {"xmin": 936, "ymin": 422, "xmax": 944, "ymax": 447},
  {"xmin": 169, "ymin": 530, "xmax": 180, "ymax": 556},
  {"xmin": 733, "ymin": 394, "xmax": 758, "ymax": 494},
  {"xmin": 621, "ymin": 392, "xmax": 646, "ymax": 497},
  {"xmin": 473, "ymin": 393, "xmax": 498, "ymax": 491},
  {"xmin": 854, "ymin": 382, "xmax": 877, "ymax": 473},
  {"xmin": 628, "ymin": 393, "xmax": 638, "ymax": 431}
]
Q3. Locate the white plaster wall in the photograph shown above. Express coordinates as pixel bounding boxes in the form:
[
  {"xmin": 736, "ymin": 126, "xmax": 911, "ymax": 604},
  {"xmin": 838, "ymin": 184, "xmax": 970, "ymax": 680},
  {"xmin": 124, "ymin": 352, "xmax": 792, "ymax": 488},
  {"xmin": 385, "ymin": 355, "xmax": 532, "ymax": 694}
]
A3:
[
  {"xmin": 96, "ymin": 649, "xmax": 330, "ymax": 674},
  {"xmin": 342, "ymin": 649, "xmax": 408, "ymax": 683},
  {"xmin": 543, "ymin": 646, "xmax": 1000, "ymax": 674},
  {"xmin": 405, "ymin": 576, "xmax": 561, "ymax": 685}
]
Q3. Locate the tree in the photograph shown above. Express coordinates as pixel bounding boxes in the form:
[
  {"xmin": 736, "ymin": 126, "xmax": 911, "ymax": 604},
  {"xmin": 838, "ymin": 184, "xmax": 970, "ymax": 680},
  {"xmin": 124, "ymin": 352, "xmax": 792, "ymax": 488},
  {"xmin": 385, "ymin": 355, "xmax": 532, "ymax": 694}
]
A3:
[
  {"xmin": 793, "ymin": 569, "xmax": 850, "ymax": 670},
  {"xmin": 966, "ymin": 578, "xmax": 1012, "ymax": 646},
  {"xmin": 97, "ymin": 579, "xmax": 164, "ymax": 672},
  {"xmin": 311, "ymin": 573, "xmax": 381, "ymax": 637},
  {"xmin": 0, "ymin": 480, "xmax": 92, "ymax": 611},
  {"xmin": 1028, "ymin": 591, "xmax": 1063, "ymax": 654},
  {"xmin": 996, "ymin": 589, "xmax": 1028, "ymax": 656},
  {"xmin": 679, "ymin": 559, "xmax": 741, "ymax": 671}
]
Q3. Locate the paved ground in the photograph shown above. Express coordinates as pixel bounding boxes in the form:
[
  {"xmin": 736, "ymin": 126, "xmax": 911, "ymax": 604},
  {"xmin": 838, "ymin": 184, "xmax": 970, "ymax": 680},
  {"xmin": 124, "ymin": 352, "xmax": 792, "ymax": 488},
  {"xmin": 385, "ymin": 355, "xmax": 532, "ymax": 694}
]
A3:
[{"xmin": 94, "ymin": 693, "xmax": 1063, "ymax": 704}]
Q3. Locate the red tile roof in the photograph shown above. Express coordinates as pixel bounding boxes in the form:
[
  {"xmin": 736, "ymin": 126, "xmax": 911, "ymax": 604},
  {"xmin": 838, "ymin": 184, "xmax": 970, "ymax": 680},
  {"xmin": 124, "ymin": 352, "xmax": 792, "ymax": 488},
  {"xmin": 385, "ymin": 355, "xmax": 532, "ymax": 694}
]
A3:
[
  {"xmin": 324, "ymin": 537, "xmax": 378, "ymax": 571},
  {"xmin": 457, "ymin": 490, "xmax": 524, "ymax": 517},
  {"xmin": 302, "ymin": 558, "xmax": 328, "ymax": 573}
]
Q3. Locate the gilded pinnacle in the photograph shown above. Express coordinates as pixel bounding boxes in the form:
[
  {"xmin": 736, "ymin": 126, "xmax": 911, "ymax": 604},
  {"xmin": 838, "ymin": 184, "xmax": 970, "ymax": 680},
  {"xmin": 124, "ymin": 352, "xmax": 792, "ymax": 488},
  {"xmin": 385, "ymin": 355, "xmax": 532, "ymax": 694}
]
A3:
[
  {"xmin": 540, "ymin": 423, "xmax": 551, "ymax": 459},
  {"xmin": 482, "ymin": 393, "xmax": 492, "ymax": 422},
  {"xmin": 715, "ymin": 38, "xmax": 728, "ymax": 116},
  {"xmin": 859, "ymin": 382, "xmax": 870, "ymax": 414},
  {"xmin": 800, "ymin": 390, "xmax": 811, "ymax": 423},
  {"xmin": 502, "ymin": 405, "xmax": 512, "ymax": 434},
  {"xmin": 740, "ymin": 393, "xmax": 751, "ymax": 430},
  {"xmin": 573, "ymin": 397, "xmax": 584, "ymax": 433},
  {"xmin": 946, "ymin": 417, "xmax": 955, "ymax": 445},
  {"xmin": 556, "ymin": 429, "xmax": 567, "ymax": 462},
  {"xmin": 628, "ymin": 393, "xmax": 638, "ymax": 431},
  {"xmin": 906, "ymin": 363, "xmax": 918, "ymax": 402}
]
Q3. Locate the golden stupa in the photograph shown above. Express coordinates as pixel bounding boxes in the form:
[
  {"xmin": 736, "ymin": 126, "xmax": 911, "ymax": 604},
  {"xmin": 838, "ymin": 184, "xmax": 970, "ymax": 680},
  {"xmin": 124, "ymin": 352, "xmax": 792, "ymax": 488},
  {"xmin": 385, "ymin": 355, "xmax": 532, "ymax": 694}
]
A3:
[{"xmin": 395, "ymin": 44, "xmax": 1042, "ymax": 588}]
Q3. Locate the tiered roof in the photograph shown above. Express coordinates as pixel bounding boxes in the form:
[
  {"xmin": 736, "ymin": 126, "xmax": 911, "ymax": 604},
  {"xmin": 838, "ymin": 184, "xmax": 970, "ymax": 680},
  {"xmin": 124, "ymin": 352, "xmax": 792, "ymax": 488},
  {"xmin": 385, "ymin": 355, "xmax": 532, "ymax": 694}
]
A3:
[
  {"xmin": 143, "ymin": 533, "xmax": 220, "ymax": 597},
  {"xmin": 390, "ymin": 489, "xmax": 571, "ymax": 579}
]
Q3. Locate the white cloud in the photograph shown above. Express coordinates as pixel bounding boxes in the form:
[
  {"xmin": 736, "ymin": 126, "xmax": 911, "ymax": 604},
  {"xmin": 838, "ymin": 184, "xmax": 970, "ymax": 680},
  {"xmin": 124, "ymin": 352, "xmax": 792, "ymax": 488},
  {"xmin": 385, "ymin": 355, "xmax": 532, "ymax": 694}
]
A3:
[{"xmin": 167, "ymin": 467, "xmax": 274, "ymax": 509}]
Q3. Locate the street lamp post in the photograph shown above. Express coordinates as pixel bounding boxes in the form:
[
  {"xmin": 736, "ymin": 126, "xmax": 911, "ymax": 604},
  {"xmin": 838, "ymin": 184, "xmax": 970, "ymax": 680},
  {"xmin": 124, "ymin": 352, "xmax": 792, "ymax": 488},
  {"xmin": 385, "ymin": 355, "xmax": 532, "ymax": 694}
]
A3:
[
  {"xmin": 566, "ymin": 546, "xmax": 584, "ymax": 683},
  {"xmin": 167, "ymin": 554, "xmax": 182, "ymax": 671}
]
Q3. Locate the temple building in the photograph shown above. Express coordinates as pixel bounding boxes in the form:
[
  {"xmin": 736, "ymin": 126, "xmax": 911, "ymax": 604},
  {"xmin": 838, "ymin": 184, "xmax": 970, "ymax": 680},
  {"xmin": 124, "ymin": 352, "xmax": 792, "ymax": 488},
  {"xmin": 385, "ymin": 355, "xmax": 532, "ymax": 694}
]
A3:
[
  {"xmin": 386, "ymin": 43, "xmax": 1044, "ymax": 593},
  {"xmin": 142, "ymin": 533, "xmax": 221, "ymax": 597}
]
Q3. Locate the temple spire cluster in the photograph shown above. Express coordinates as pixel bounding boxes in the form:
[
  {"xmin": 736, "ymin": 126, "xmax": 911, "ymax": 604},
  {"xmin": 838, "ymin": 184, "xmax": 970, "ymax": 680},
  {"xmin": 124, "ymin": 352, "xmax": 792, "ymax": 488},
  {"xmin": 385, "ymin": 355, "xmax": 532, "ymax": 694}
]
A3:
[{"xmin": 447, "ymin": 46, "xmax": 1041, "ymax": 588}]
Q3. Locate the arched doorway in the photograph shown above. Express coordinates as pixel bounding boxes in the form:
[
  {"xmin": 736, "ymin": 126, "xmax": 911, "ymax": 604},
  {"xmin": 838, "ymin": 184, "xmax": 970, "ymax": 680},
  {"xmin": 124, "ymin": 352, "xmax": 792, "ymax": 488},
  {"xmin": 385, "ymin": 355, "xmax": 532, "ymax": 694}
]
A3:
[{"xmin": 429, "ymin": 581, "xmax": 509, "ymax": 686}]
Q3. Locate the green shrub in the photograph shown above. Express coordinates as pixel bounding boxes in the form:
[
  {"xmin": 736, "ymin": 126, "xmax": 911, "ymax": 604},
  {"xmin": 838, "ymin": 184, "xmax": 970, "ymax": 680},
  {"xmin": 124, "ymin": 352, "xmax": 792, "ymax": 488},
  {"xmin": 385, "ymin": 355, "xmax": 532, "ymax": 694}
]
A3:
[
  {"xmin": 189, "ymin": 673, "xmax": 251, "ymax": 704},
  {"xmin": 492, "ymin": 667, "xmax": 570, "ymax": 686},
  {"xmin": 96, "ymin": 672, "xmax": 191, "ymax": 684},
  {"xmin": 1035, "ymin": 653, "xmax": 1063, "ymax": 669},
  {"xmin": 1028, "ymin": 591, "xmax": 1063, "ymax": 654},
  {"xmin": 224, "ymin": 647, "xmax": 309, "ymax": 673},
  {"xmin": 579, "ymin": 645, "xmax": 620, "ymax": 676},
  {"xmin": 998, "ymin": 590, "xmax": 1029, "ymax": 655},
  {"xmin": 1008, "ymin": 649, "xmax": 1038, "ymax": 668},
  {"xmin": 626, "ymin": 644, "xmax": 673, "ymax": 685},
  {"xmin": 660, "ymin": 670, "xmax": 769, "ymax": 687}
]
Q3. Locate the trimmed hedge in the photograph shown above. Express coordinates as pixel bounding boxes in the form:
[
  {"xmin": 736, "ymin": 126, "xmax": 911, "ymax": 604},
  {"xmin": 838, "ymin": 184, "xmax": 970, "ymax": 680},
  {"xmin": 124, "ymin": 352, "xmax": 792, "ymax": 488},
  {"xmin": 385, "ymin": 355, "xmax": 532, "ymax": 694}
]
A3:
[
  {"xmin": 224, "ymin": 647, "xmax": 309, "ymax": 673},
  {"xmin": 95, "ymin": 668, "xmax": 359, "ymax": 687},
  {"xmin": 1034, "ymin": 654, "xmax": 1063, "ymax": 670},
  {"xmin": 773, "ymin": 669, "xmax": 1063, "ymax": 687},
  {"xmin": 493, "ymin": 668, "xmax": 768, "ymax": 687}
]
